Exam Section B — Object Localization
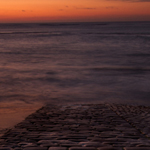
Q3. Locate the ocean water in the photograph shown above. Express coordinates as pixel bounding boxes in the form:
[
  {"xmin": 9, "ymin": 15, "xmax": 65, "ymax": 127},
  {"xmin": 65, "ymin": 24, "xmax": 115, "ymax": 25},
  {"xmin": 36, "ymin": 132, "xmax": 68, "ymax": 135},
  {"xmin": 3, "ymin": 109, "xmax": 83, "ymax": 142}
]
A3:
[{"xmin": 0, "ymin": 22, "xmax": 150, "ymax": 107}]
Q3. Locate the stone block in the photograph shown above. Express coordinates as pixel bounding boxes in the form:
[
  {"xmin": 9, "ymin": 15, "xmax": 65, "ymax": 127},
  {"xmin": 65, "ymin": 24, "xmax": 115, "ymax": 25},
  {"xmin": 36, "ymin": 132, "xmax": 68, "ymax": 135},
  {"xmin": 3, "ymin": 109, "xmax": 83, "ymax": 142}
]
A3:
[
  {"xmin": 69, "ymin": 147, "xmax": 97, "ymax": 150},
  {"xmin": 48, "ymin": 147, "xmax": 67, "ymax": 150}
]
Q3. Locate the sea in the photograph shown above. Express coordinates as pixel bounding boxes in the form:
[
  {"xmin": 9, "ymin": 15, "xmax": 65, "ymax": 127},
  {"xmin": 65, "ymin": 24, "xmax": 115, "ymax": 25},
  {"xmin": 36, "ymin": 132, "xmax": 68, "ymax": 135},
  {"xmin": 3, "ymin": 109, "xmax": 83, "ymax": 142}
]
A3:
[{"xmin": 0, "ymin": 22, "xmax": 150, "ymax": 131}]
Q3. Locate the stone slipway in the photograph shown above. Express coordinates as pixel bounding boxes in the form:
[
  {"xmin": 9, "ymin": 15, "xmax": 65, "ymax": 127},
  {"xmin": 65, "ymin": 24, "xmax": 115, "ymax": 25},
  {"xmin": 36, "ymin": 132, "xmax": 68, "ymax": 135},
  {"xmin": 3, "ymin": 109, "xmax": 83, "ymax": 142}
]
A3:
[{"xmin": 0, "ymin": 104, "xmax": 150, "ymax": 150}]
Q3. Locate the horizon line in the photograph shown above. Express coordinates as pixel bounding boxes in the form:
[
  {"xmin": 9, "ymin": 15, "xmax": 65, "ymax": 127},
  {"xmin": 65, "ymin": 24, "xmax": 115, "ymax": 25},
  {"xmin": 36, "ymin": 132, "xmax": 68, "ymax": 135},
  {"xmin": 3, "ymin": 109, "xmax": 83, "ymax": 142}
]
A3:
[{"xmin": 0, "ymin": 20, "xmax": 150, "ymax": 24}]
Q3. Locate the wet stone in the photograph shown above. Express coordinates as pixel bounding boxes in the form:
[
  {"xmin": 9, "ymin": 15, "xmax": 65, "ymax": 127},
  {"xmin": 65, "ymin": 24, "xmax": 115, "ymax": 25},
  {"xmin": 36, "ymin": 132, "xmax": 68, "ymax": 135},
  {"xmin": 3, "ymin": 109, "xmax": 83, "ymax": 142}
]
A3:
[
  {"xmin": 60, "ymin": 144, "xmax": 81, "ymax": 147},
  {"xmin": 48, "ymin": 147, "xmax": 67, "ymax": 150},
  {"xmin": 0, "ymin": 104, "xmax": 150, "ymax": 149},
  {"xmin": 79, "ymin": 142, "xmax": 102, "ymax": 147},
  {"xmin": 124, "ymin": 148, "xmax": 150, "ymax": 150},
  {"xmin": 69, "ymin": 147, "xmax": 97, "ymax": 150},
  {"xmin": 18, "ymin": 142, "xmax": 37, "ymax": 147},
  {"xmin": 23, "ymin": 147, "xmax": 48, "ymax": 150},
  {"xmin": 97, "ymin": 148, "xmax": 123, "ymax": 150},
  {"xmin": 0, "ymin": 148, "xmax": 13, "ymax": 150}
]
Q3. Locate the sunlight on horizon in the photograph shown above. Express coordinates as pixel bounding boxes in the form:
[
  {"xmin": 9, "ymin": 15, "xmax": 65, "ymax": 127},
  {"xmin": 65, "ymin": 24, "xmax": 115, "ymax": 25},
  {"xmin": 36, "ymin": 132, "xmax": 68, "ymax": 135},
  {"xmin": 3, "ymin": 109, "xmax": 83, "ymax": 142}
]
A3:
[{"xmin": 0, "ymin": 0, "xmax": 150, "ymax": 23}]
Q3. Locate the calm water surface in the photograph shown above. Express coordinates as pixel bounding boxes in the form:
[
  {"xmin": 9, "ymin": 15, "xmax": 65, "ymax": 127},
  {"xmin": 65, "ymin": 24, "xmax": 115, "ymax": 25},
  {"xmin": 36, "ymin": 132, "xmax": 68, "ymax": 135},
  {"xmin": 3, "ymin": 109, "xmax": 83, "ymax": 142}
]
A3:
[{"xmin": 0, "ymin": 22, "xmax": 150, "ymax": 107}]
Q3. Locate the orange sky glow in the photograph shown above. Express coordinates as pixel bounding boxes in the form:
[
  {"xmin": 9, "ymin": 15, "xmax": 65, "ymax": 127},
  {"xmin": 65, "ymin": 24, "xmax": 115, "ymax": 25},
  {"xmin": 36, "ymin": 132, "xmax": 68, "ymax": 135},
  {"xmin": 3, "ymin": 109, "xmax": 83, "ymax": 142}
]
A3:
[{"xmin": 0, "ymin": 0, "xmax": 150, "ymax": 23}]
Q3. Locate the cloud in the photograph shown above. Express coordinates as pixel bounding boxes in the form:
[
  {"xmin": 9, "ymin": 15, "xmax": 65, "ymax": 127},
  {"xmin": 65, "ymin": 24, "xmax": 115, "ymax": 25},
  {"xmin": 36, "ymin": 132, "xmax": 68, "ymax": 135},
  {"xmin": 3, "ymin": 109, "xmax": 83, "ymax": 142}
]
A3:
[
  {"xmin": 126, "ymin": 0, "xmax": 150, "ymax": 1},
  {"xmin": 75, "ymin": 7, "xmax": 96, "ymax": 10},
  {"xmin": 132, "ymin": 0, "xmax": 150, "ymax": 1},
  {"xmin": 22, "ymin": 10, "xmax": 26, "ymax": 12},
  {"xmin": 105, "ymin": 6, "xmax": 118, "ymax": 9},
  {"xmin": 107, "ymin": 0, "xmax": 150, "ymax": 2}
]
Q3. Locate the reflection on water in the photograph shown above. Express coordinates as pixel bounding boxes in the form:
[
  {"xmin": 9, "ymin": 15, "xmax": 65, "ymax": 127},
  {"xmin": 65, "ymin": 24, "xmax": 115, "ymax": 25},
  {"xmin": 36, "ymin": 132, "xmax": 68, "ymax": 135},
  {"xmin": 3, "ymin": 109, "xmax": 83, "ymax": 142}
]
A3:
[{"xmin": 0, "ymin": 101, "xmax": 42, "ymax": 133}]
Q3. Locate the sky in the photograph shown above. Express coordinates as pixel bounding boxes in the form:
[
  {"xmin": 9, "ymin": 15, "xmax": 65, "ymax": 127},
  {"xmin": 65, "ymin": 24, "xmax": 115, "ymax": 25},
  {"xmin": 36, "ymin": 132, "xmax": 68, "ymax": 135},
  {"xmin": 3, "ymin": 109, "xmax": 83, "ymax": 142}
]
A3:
[{"xmin": 0, "ymin": 0, "xmax": 150, "ymax": 23}]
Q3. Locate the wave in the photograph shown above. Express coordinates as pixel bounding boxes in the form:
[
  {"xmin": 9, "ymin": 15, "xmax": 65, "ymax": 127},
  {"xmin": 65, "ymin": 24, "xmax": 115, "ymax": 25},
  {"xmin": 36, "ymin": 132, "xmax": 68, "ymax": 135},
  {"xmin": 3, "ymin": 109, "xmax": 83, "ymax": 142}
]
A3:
[
  {"xmin": 0, "ymin": 27, "xmax": 149, "ymax": 37},
  {"xmin": 84, "ymin": 32, "xmax": 150, "ymax": 36},
  {"xmin": 0, "ymin": 31, "xmax": 149, "ymax": 39},
  {"xmin": 91, "ymin": 66, "xmax": 150, "ymax": 72},
  {"xmin": 0, "ymin": 31, "xmax": 71, "ymax": 36},
  {"xmin": 127, "ymin": 53, "xmax": 150, "ymax": 57}
]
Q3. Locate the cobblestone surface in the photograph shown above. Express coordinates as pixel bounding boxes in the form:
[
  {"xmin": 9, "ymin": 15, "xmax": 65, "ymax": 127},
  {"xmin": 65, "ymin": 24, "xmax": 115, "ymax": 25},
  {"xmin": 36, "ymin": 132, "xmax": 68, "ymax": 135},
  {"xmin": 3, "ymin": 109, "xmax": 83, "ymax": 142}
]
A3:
[{"xmin": 0, "ymin": 104, "xmax": 150, "ymax": 150}]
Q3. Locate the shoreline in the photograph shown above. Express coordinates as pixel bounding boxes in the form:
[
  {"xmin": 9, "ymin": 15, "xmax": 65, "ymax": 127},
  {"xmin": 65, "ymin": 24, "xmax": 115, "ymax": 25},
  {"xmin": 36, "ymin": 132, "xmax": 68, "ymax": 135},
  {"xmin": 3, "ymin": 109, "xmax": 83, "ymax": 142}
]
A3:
[
  {"xmin": 0, "ymin": 101, "xmax": 43, "ymax": 137},
  {"xmin": 0, "ymin": 103, "xmax": 150, "ymax": 149}
]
